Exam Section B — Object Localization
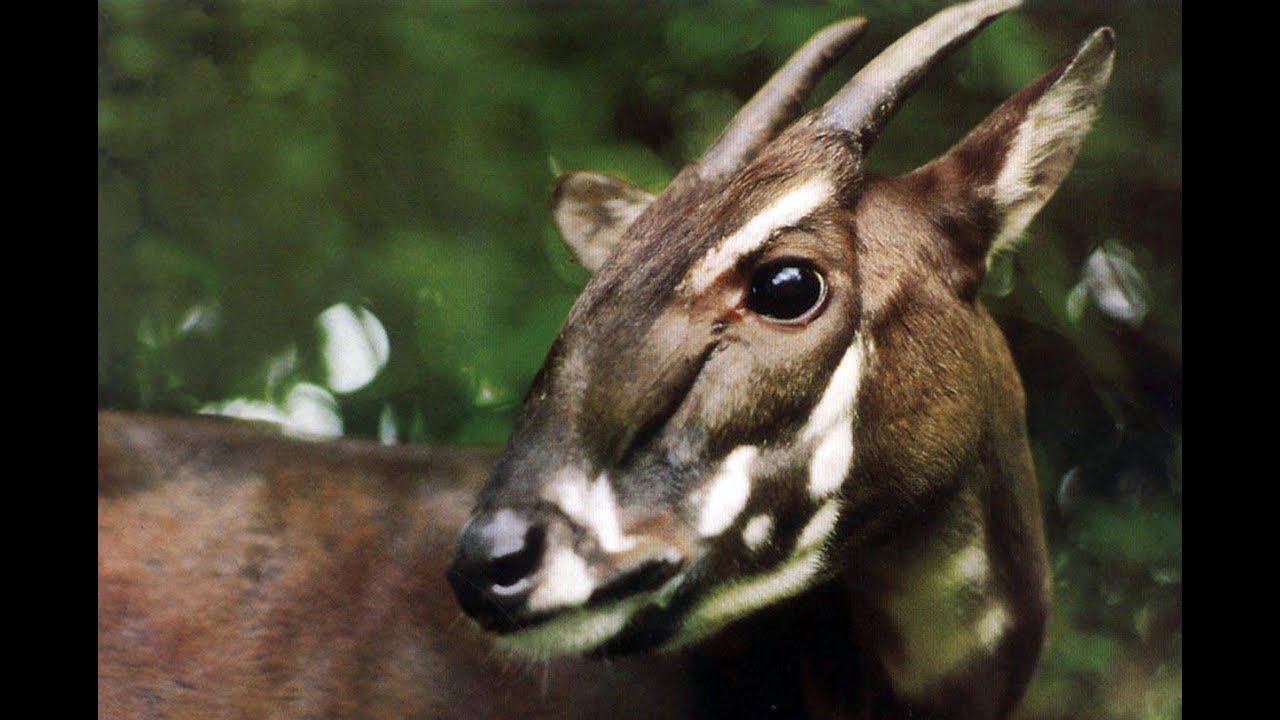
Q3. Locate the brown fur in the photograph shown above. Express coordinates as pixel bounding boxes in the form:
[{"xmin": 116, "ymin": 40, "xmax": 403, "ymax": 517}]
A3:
[{"xmin": 98, "ymin": 412, "xmax": 699, "ymax": 719}]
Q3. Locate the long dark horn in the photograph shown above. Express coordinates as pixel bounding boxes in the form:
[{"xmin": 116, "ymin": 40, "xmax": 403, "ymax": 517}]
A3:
[
  {"xmin": 697, "ymin": 17, "xmax": 868, "ymax": 182},
  {"xmin": 820, "ymin": 0, "xmax": 1019, "ymax": 150}
]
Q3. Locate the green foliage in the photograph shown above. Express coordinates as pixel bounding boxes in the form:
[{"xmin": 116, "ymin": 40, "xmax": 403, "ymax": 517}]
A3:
[{"xmin": 97, "ymin": 3, "xmax": 1180, "ymax": 717}]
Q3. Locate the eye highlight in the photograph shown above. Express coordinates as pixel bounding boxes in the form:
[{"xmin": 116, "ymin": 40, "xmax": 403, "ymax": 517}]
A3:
[{"xmin": 746, "ymin": 260, "xmax": 826, "ymax": 323}]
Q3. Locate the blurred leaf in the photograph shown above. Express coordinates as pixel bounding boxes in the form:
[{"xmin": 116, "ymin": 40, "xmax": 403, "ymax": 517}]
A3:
[
  {"xmin": 1073, "ymin": 501, "xmax": 1181, "ymax": 566},
  {"xmin": 1083, "ymin": 240, "xmax": 1151, "ymax": 330}
]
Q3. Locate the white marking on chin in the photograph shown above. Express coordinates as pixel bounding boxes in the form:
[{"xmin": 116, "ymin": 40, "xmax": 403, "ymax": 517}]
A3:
[
  {"xmin": 697, "ymin": 446, "xmax": 759, "ymax": 537},
  {"xmin": 685, "ymin": 176, "xmax": 834, "ymax": 292},
  {"xmin": 500, "ymin": 596, "xmax": 644, "ymax": 658},
  {"xmin": 526, "ymin": 547, "xmax": 595, "ymax": 613},
  {"xmin": 796, "ymin": 499, "xmax": 841, "ymax": 551},
  {"xmin": 802, "ymin": 337, "xmax": 870, "ymax": 499},
  {"xmin": 501, "ymin": 573, "xmax": 688, "ymax": 658},
  {"xmin": 741, "ymin": 514, "xmax": 774, "ymax": 552}
]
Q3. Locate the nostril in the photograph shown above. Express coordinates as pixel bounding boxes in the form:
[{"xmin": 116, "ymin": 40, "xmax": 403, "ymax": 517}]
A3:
[
  {"xmin": 487, "ymin": 523, "xmax": 545, "ymax": 589},
  {"xmin": 448, "ymin": 509, "xmax": 551, "ymax": 630}
]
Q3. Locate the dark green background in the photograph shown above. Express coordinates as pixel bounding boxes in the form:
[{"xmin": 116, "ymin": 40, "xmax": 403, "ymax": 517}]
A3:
[{"xmin": 98, "ymin": 2, "xmax": 1181, "ymax": 718}]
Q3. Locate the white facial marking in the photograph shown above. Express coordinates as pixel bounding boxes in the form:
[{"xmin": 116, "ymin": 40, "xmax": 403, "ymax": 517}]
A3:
[
  {"xmin": 545, "ymin": 469, "xmax": 636, "ymax": 554},
  {"xmin": 802, "ymin": 336, "xmax": 867, "ymax": 442},
  {"xmin": 525, "ymin": 547, "xmax": 595, "ymax": 613},
  {"xmin": 545, "ymin": 467, "xmax": 590, "ymax": 516},
  {"xmin": 802, "ymin": 336, "xmax": 869, "ymax": 499},
  {"xmin": 808, "ymin": 420, "xmax": 854, "ymax": 499},
  {"xmin": 665, "ymin": 550, "xmax": 825, "ymax": 650},
  {"xmin": 500, "ymin": 573, "xmax": 687, "ymax": 658},
  {"xmin": 685, "ymin": 175, "xmax": 834, "ymax": 292},
  {"xmin": 500, "ymin": 595, "xmax": 645, "ymax": 658},
  {"xmin": 586, "ymin": 473, "xmax": 635, "ymax": 552},
  {"xmin": 697, "ymin": 445, "xmax": 758, "ymax": 537},
  {"xmin": 741, "ymin": 514, "xmax": 774, "ymax": 552},
  {"xmin": 795, "ymin": 499, "xmax": 841, "ymax": 552}
]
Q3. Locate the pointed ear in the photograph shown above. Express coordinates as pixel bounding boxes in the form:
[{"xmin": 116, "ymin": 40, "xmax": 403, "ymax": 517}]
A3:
[
  {"xmin": 916, "ymin": 27, "xmax": 1115, "ymax": 268},
  {"xmin": 550, "ymin": 171, "xmax": 655, "ymax": 274}
]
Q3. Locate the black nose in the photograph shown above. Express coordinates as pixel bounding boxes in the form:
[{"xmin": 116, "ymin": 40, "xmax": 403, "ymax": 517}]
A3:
[{"xmin": 447, "ymin": 508, "xmax": 548, "ymax": 631}]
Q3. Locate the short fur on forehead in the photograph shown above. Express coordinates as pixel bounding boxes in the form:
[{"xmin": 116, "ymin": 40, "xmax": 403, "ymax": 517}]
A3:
[
  {"xmin": 545, "ymin": 120, "xmax": 865, "ymax": 468},
  {"xmin": 571, "ymin": 119, "xmax": 862, "ymax": 343}
]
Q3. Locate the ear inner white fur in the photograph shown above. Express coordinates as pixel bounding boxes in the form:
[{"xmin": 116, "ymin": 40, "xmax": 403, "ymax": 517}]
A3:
[{"xmin": 552, "ymin": 171, "xmax": 655, "ymax": 273}]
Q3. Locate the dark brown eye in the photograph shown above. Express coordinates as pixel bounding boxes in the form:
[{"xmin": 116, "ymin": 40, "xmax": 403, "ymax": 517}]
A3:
[{"xmin": 747, "ymin": 261, "xmax": 826, "ymax": 322}]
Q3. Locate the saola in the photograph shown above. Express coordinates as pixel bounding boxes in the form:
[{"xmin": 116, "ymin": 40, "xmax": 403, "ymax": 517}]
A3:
[
  {"xmin": 97, "ymin": 2, "xmax": 1114, "ymax": 718},
  {"xmin": 447, "ymin": 0, "xmax": 1115, "ymax": 717}
]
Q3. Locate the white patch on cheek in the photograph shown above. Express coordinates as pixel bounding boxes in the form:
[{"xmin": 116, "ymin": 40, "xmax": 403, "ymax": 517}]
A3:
[
  {"xmin": 808, "ymin": 420, "xmax": 853, "ymax": 499},
  {"xmin": 684, "ymin": 175, "xmax": 834, "ymax": 293},
  {"xmin": 801, "ymin": 336, "xmax": 868, "ymax": 442},
  {"xmin": 526, "ymin": 547, "xmax": 595, "ymax": 613},
  {"xmin": 795, "ymin": 499, "xmax": 841, "ymax": 552},
  {"xmin": 741, "ymin": 514, "xmax": 774, "ymax": 552},
  {"xmin": 802, "ymin": 336, "xmax": 869, "ymax": 499},
  {"xmin": 696, "ymin": 445, "xmax": 758, "ymax": 537}
]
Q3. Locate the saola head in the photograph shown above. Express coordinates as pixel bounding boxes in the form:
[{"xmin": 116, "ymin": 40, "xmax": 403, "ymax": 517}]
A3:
[{"xmin": 448, "ymin": 0, "xmax": 1114, "ymax": 657}]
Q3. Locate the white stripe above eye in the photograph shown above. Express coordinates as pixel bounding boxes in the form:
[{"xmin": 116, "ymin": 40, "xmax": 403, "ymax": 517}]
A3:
[{"xmin": 684, "ymin": 175, "xmax": 834, "ymax": 293}]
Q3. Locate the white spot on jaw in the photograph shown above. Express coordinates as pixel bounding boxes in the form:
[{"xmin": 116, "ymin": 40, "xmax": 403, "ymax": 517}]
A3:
[
  {"xmin": 685, "ymin": 175, "xmax": 835, "ymax": 293},
  {"xmin": 741, "ymin": 514, "xmax": 774, "ymax": 552},
  {"xmin": 795, "ymin": 499, "xmax": 840, "ymax": 552},
  {"xmin": 802, "ymin": 336, "xmax": 870, "ymax": 499},
  {"xmin": 670, "ymin": 497, "xmax": 844, "ymax": 650},
  {"xmin": 665, "ymin": 550, "xmax": 825, "ymax": 651},
  {"xmin": 697, "ymin": 446, "xmax": 758, "ymax": 537},
  {"xmin": 526, "ymin": 547, "xmax": 595, "ymax": 613}
]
